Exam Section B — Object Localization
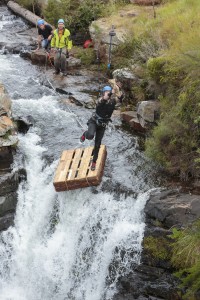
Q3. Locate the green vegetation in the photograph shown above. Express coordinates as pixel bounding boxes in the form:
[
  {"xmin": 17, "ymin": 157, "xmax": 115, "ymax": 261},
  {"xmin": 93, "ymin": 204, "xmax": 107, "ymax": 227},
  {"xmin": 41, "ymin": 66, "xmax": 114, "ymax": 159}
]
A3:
[
  {"xmin": 73, "ymin": 46, "xmax": 96, "ymax": 65},
  {"xmin": 171, "ymin": 221, "xmax": 200, "ymax": 299},
  {"xmin": 112, "ymin": 0, "xmax": 200, "ymax": 180},
  {"xmin": 143, "ymin": 236, "xmax": 171, "ymax": 261},
  {"xmin": 15, "ymin": 0, "xmax": 43, "ymax": 15},
  {"xmin": 42, "ymin": 0, "xmax": 104, "ymax": 31}
]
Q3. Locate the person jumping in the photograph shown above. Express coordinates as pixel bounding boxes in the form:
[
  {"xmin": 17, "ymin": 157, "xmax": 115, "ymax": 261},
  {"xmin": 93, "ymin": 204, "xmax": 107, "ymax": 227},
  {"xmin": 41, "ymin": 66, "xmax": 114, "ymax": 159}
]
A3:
[{"xmin": 80, "ymin": 85, "xmax": 124, "ymax": 171}]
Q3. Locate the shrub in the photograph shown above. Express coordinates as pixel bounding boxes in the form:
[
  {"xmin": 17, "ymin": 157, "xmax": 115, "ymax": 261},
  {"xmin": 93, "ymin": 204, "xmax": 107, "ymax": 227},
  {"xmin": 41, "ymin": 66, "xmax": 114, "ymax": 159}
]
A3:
[
  {"xmin": 171, "ymin": 221, "xmax": 200, "ymax": 299},
  {"xmin": 43, "ymin": 0, "xmax": 104, "ymax": 32},
  {"xmin": 15, "ymin": 0, "xmax": 43, "ymax": 15},
  {"xmin": 74, "ymin": 47, "xmax": 96, "ymax": 65}
]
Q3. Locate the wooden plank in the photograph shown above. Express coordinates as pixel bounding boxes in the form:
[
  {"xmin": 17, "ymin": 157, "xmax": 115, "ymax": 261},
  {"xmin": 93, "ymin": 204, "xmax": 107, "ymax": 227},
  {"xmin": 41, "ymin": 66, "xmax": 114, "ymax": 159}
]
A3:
[
  {"xmin": 76, "ymin": 147, "xmax": 93, "ymax": 179},
  {"xmin": 67, "ymin": 148, "xmax": 84, "ymax": 181},
  {"xmin": 53, "ymin": 145, "xmax": 107, "ymax": 191},
  {"xmin": 54, "ymin": 150, "xmax": 74, "ymax": 184}
]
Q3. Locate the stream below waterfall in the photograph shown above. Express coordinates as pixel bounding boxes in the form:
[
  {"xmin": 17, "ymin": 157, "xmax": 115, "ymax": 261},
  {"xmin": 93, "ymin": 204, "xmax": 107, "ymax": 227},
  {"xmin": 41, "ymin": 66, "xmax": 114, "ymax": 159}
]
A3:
[{"xmin": 0, "ymin": 6, "xmax": 161, "ymax": 300}]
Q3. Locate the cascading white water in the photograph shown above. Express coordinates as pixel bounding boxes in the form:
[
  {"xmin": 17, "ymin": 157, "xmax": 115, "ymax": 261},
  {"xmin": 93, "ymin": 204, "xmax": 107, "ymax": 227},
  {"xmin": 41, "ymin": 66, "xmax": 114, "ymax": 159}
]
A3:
[
  {"xmin": 0, "ymin": 94, "xmax": 152, "ymax": 300},
  {"xmin": 0, "ymin": 8, "xmax": 157, "ymax": 299}
]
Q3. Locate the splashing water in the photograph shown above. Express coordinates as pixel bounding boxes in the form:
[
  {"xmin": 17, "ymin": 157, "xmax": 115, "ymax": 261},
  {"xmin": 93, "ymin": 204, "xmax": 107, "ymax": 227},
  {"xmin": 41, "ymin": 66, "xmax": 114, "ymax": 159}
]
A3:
[{"xmin": 0, "ymin": 126, "xmax": 151, "ymax": 300}]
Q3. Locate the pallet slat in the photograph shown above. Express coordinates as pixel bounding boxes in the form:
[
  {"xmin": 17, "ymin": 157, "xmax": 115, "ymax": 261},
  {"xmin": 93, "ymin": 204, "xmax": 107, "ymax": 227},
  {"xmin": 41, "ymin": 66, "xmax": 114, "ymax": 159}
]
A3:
[{"xmin": 53, "ymin": 145, "xmax": 107, "ymax": 191}]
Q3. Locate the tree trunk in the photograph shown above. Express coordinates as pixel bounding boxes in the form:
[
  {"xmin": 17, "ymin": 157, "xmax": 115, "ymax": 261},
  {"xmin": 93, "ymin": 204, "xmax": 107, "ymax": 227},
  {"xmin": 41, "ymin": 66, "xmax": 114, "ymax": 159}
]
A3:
[{"xmin": 7, "ymin": 1, "xmax": 47, "ymax": 27}]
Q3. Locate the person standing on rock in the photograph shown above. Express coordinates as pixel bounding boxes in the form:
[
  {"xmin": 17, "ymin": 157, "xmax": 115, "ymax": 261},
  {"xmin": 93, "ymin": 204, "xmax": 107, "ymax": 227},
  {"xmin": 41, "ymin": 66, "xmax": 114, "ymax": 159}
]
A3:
[
  {"xmin": 50, "ymin": 19, "xmax": 72, "ymax": 76},
  {"xmin": 80, "ymin": 85, "xmax": 124, "ymax": 171},
  {"xmin": 36, "ymin": 19, "xmax": 53, "ymax": 51}
]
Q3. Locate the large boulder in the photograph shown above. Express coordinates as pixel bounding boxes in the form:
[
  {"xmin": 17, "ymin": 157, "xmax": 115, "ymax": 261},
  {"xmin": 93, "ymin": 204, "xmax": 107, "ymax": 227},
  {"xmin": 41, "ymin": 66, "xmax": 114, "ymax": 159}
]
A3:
[
  {"xmin": 145, "ymin": 189, "xmax": 200, "ymax": 229},
  {"xmin": 137, "ymin": 100, "xmax": 160, "ymax": 128}
]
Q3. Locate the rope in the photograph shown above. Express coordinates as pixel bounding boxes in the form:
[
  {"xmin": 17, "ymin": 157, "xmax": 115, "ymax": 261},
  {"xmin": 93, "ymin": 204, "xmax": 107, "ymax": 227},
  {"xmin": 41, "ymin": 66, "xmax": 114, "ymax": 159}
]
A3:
[
  {"xmin": 65, "ymin": 176, "xmax": 69, "ymax": 191},
  {"xmin": 85, "ymin": 174, "xmax": 91, "ymax": 187},
  {"xmin": 45, "ymin": 76, "xmax": 85, "ymax": 130}
]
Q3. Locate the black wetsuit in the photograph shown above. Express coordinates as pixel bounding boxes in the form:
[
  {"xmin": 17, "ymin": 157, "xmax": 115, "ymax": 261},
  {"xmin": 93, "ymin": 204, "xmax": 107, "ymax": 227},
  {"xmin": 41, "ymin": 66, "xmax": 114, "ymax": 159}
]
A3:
[
  {"xmin": 38, "ymin": 24, "xmax": 52, "ymax": 39},
  {"xmin": 84, "ymin": 97, "xmax": 116, "ymax": 163}
]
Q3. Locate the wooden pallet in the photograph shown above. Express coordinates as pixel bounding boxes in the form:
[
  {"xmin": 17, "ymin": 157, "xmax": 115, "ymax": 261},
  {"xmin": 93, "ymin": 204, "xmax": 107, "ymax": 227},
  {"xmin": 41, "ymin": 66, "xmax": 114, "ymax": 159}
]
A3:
[{"xmin": 53, "ymin": 145, "xmax": 107, "ymax": 191}]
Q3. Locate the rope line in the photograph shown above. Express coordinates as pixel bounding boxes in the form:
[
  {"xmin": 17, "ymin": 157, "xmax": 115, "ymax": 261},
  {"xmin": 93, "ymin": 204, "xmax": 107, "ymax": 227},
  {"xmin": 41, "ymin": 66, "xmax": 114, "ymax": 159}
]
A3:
[{"xmin": 43, "ymin": 53, "xmax": 85, "ymax": 130}]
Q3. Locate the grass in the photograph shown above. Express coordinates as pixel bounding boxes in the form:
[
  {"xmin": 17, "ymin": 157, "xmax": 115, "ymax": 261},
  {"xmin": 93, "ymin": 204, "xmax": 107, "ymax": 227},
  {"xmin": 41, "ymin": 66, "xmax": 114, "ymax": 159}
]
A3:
[{"xmin": 171, "ymin": 221, "xmax": 200, "ymax": 299}]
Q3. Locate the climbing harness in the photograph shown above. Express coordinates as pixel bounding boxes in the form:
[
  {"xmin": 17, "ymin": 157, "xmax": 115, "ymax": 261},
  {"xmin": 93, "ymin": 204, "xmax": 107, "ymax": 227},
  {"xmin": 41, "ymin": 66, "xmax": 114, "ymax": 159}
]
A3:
[
  {"xmin": 93, "ymin": 112, "xmax": 111, "ymax": 128},
  {"xmin": 108, "ymin": 25, "xmax": 116, "ymax": 70}
]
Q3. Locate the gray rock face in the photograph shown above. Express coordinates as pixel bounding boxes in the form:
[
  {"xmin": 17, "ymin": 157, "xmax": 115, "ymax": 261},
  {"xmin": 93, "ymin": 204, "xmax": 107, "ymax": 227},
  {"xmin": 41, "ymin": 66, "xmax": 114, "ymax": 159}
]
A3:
[
  {"xmin": 121, "ymin": 100, "xmax": 160, "ymax": 132},
  {"xmin": 0, "ymin": 172, "xmax": 19, "ymax": 197},
  {"xmin": 115, "ymin": 264, "xmax": 180, "ymax": 300},
  {"xmin": 0, "ymin": 169, "xmax": 19, "ymax": 231},
  {"xmin": 0, "ymin": 172, "xmax": 19, "ymax": 231},
  {"xmin": 0, "ymin": 212, "xmax": 15, "ymax": 231},
  {"xmin": 137, "ymin": 100, "xmax": 160, "ymax": 128},
  {"xmin": 0, "ymin": 192, "xmax": 18, "ymax": 218},
  {"xmin": 145, "ymin": 189, "xmax": 200, "ymax": 228}
]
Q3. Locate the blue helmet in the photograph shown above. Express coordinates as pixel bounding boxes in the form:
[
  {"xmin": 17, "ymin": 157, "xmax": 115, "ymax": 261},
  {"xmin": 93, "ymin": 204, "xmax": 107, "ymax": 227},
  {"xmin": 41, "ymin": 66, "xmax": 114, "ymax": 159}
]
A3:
[
  {"xmin": 37, "ymin": 19, "xmax": 44, "ymax": 26},
  {"xmin": 102, "ymin": 86, "xmax": 112, "ymax": 92},
  {"xmin": 58, "ymin": 19, "xmax": 65, "ymax": 24}
]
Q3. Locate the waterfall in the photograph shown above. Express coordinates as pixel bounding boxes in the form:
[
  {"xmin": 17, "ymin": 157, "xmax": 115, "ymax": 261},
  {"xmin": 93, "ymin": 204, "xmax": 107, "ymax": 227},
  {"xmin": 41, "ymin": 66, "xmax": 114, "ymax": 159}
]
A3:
[{"xmin": 0, "ymin": 120, "xmax": 151, "ymax": 300}]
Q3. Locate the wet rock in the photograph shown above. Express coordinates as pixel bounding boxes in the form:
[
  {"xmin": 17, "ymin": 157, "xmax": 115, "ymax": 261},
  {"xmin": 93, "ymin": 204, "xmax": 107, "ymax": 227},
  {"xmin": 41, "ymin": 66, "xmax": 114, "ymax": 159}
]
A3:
[
  {"xmin": 0, "ymin": 212, "xmax": 15, "ymax": 231},
  {"xmin": 14, "ymin": 115, "xmax": 34, "ymax": 133},
  {"xmin": 115, "ymin": 265, "xmax": 180, "ymax": 300},
  {"xmin": 0, "ymin": 171, "xmax": 19, "ymax": 197},
  {"xmin": 55, "ymin": 88, "xmax": 72, "ymax": 96},
  {"xmin": 69, "ymin": 95, "xmax": 83, "ymax": 107},
  {"xmin": 0, "ymin": 146, "xmax": 13, "ymax": 171},
  {"xmin": 145, "ymin": 189, "xmax": 200, "ymax": 229},
  {"xmin": 0, "ymin": 191, "xmax": 18, "ymax": 217},
  {"xmin": 20, "ymin": 49, "xmax": 32, "ymax": 59}
]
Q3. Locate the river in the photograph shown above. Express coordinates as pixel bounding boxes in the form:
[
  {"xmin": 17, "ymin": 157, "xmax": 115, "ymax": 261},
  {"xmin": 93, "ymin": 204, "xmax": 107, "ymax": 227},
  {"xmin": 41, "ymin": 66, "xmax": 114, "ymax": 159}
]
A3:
[{"xmin": 0, "ymin": 6, "xmax": 160, "ymax": 300}]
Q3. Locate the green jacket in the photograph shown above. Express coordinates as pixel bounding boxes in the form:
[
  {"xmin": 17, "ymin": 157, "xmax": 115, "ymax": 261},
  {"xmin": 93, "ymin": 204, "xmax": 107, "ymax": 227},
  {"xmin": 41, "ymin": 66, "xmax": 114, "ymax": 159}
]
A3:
[{"xmin": 51, "ymin": 28, "xmax": 72, "ymax": 50}]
